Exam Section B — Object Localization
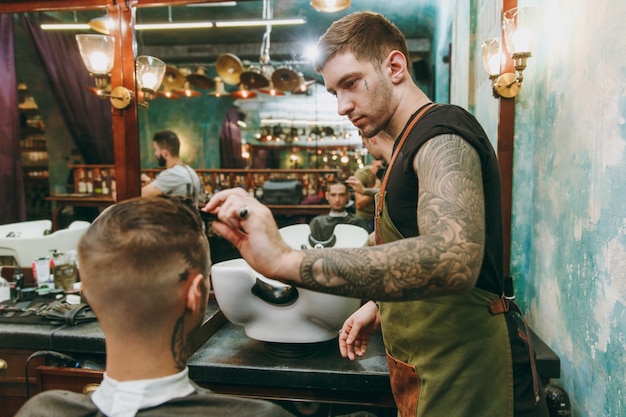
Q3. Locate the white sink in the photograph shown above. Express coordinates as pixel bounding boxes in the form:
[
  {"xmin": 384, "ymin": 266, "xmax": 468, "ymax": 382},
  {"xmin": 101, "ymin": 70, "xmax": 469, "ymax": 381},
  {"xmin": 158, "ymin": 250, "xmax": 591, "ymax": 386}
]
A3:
[{"xmin": 210, "ymin": 223, "xmax": 368, "ymax": 343}]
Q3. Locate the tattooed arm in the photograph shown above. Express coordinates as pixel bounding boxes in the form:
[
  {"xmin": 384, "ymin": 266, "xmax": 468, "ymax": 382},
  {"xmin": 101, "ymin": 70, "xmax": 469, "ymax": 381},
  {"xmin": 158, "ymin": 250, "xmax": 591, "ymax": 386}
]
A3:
[
  {"xmin": 298, "ymin": 134, "xmax": 485, "ymax": 301},
  {"xmin": 206, "ymin": 137, "xmax": 484, "ymax": 301}
]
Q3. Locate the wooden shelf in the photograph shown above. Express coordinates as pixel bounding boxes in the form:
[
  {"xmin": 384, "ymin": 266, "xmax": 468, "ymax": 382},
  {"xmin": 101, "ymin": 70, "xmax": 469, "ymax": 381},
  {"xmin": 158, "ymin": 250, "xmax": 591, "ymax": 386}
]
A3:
[{"xmin": 69, "ymin": 165, "xmax": 340, "ymax": 200}]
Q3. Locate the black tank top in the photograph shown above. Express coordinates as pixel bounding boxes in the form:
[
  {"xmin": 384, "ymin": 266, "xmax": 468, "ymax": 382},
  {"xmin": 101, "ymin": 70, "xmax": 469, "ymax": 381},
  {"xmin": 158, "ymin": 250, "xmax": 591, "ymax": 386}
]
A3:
[{"xmin": 385, "ymin": 104, "xmax": 504, "ymax": 295}]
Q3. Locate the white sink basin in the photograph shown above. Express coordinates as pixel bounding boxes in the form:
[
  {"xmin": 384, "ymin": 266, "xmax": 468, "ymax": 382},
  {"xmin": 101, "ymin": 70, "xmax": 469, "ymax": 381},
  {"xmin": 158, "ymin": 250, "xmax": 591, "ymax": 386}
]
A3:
[{"xmin": 210, "ymin": 223, "xmax": 368, "ymax": 343}]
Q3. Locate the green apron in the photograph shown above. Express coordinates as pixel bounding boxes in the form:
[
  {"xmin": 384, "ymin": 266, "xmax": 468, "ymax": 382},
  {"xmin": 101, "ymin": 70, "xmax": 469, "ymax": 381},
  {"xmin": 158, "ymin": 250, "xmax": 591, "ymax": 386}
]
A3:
[{"xmin": 376, "ymin": 196, "xmax": 514, "ymax": 417}]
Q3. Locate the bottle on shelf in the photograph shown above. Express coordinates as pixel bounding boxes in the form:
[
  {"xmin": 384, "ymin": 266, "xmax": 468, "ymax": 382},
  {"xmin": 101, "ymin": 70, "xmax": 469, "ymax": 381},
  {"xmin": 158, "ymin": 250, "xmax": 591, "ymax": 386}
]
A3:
[
  {"xmin": 93, "ymin": 170, "xmax": 103, "ymax": 194},
  {"xmin": 77, "ymin": 169, "xmax": 87, "ymax": 194},
  {"xmin": 0, "ymin": 275, "xmax": 10, "ymax": 303},
  {"xmin": 101, "ymin": 169, "xmax": 110, "ymax": 195},
  {"xmin": 110, "ymin": 173, "xmax": 117, "ymax": 200},
  {"xmin": 12, "ymin": 266, "xmax": 25, "ymax": 300},
  {"xmin": 86, "ymin": 170, "xmax": 94, "ymax": 194}
]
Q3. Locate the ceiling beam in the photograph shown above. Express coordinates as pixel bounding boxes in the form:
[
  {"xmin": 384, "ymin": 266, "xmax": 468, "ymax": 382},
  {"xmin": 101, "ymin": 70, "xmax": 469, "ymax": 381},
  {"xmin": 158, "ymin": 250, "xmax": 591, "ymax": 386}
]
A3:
[
  {"xmin": 0, "ymin": 0, "xmax": 254, "ymax": 13},
  {"xmin": 140, "ymin": 38, "xmax": 431, "ymax": 64}
]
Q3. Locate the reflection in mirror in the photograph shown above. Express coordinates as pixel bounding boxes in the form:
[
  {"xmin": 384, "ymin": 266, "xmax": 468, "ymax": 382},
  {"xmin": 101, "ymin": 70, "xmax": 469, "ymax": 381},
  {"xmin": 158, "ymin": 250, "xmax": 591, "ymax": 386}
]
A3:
[{"xmin": 5, "ymin": 1, "xmax": 433, "ymax": 227}]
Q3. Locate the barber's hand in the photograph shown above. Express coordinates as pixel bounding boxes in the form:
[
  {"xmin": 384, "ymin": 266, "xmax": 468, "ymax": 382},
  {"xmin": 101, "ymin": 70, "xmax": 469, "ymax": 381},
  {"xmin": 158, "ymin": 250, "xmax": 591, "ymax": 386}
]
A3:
[
  {"xmin": 345, "ymin": 176, "xmax": 365, "ymax": 194},
  {"xmin": 203, "ymin": 188, "xmax": 299, "ymax": 282},
  {"xmin": 339, "ymin": 301, "xmax": 381, "ymax": 360}
]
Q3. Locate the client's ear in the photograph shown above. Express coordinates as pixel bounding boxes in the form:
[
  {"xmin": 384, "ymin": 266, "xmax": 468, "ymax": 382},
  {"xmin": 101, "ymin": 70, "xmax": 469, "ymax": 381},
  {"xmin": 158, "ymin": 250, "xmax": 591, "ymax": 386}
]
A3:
[{"xmin": 185, "ymin": 273, "xmax": 207, "ymax": 313}]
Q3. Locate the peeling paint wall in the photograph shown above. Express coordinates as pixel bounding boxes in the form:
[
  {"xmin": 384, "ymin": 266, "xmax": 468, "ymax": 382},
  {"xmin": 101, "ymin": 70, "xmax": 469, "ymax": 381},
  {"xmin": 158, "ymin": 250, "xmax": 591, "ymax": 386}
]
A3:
[{"xmin": 462, "ymin": 0, "xmax": 625, "ymax": 416}]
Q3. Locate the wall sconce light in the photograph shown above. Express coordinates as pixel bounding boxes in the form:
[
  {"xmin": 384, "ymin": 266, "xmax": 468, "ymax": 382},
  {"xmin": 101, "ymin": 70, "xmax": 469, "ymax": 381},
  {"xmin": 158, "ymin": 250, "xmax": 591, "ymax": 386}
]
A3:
[
  {"xmin": 76, "ymin": 34, "xmax": 166, "ymax": 109},
  {"xmin": 136, "ymin": 55, "xmax": 166, "ymax": 106},
  {"xmin": 76, "ymin": 34, "xmax": 114, "ymax": 91},
  {"xmin": 481, "ymin": 7, "xmax": 542, "ymax": 99}
]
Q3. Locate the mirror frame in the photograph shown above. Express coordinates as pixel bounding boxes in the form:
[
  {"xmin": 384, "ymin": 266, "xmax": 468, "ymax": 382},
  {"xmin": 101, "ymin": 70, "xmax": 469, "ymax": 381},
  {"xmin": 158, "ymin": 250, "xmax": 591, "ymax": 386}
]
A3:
[{"xmin": 3, "ymin": 0, "xmax": 230, "ymax": 201}]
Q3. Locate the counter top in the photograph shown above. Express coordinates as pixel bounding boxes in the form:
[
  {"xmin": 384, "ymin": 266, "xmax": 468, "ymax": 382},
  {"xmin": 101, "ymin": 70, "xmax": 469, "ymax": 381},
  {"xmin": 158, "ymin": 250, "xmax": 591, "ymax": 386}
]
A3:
[
  {"xmin": 0, "ymin": 301, "xmax": 224, "ymax": 355},
  {"xmin": 0, "ymin": 300, "xmax": 560, "ymax": 406},
  {"xmin": 187, "ymin": 321, "xmax": 394, "ymax": 405}
]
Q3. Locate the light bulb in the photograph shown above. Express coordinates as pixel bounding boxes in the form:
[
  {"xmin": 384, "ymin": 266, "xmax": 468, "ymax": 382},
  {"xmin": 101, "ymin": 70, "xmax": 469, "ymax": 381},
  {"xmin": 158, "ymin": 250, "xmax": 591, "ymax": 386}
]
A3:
[
  {"xmin": 141, "ymin": 72, "xmax": 158, "ymax": 91},
  {"xmin": 136, "ymin": 55, "xmax": 166, "ymax": 93},
  {"xmin": 510, "ymin": 28, "xmax": 532, "ymax": 54},
  {"xmin": 76, "ymin": 34, "xmax": 114, "ymax": 75},
  {"xmin": 89, "ymin": 51, "xmax": 111, "ymax": 73},
  {"xmin": 481, "ymin": 38, "xmax": 501, "ymax": 76}
]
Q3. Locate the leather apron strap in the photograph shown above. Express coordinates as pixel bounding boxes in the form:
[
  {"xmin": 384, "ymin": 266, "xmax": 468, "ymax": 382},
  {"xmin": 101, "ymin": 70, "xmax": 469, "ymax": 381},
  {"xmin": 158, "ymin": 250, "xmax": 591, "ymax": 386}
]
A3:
[{"xmin": 374, "ymin": 103, "xmax": 435, "ymax": 245}]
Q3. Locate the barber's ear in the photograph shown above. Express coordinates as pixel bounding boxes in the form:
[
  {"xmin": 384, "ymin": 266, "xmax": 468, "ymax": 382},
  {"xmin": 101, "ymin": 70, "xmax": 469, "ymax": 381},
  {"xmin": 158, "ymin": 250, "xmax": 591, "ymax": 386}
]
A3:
[
  {"xmin": 387, "ymin": 50, "xmax": 408, "ymax": 84},
  {"xmin": 185, "ymin": 273, "xmax": 208, "ymax": 313}
]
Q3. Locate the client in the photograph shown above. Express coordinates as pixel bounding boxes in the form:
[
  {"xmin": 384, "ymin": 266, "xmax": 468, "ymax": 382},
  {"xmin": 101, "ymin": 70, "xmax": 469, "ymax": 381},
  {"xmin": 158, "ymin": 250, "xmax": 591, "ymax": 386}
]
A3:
[
  {"xmin": 309, "ymin": 180, "xmax": 369, "ymax": 247},
  {"xmin": 16, "ymin": 196, "xmax": 294, "ymax": 417}
]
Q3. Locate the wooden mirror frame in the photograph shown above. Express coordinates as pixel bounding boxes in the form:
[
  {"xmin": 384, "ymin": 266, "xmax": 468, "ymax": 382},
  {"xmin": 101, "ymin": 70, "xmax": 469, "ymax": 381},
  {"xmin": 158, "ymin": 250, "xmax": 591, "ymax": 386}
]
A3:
[
  {"xmin": 4, "ymin": 0, "xmax": 516, "ymax": 277},
  {"xmin": 2, "ymin": 0, "xmax": 229, "ymax": 201}
]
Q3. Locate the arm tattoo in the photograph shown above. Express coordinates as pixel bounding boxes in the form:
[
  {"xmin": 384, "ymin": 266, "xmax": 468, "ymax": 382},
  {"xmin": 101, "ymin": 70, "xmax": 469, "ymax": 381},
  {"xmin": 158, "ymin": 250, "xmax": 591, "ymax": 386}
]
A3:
[{"xmin": 300, "ymin": 134, "xmax": 485, "ymax": 301}]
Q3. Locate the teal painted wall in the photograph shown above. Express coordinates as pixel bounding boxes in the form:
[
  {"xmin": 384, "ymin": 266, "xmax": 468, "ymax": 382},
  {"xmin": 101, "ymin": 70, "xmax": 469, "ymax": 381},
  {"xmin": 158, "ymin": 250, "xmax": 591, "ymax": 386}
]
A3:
[
  {"xmin": 138, "ymin": 94, "xmax": 234, "ymax": 169},
  {"xmin": 464, "ymin": 1, "xmax": 626, "ymax": 415}
]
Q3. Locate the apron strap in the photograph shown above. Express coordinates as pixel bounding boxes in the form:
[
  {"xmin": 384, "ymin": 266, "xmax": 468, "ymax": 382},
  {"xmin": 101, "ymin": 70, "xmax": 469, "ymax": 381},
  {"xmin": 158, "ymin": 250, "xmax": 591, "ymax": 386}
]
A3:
[
  {"xmin": 490, "ymin": 296, "xmax": 541, "ymax": 405},
  {"xmin": 374, "ymin": 102, "xmax": 436, "ymax": 245}
]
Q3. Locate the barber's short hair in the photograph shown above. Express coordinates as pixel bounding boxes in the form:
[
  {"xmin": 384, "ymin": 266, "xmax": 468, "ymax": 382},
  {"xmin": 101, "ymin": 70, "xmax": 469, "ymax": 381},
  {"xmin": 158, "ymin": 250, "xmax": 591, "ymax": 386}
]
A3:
[
  {"xmin": 153, "ymin": 130, "xmax": 181, "ymax": 157},
  {"xmin": 313, "ymin": 11, "xmax": 410, "ymax": 73}
]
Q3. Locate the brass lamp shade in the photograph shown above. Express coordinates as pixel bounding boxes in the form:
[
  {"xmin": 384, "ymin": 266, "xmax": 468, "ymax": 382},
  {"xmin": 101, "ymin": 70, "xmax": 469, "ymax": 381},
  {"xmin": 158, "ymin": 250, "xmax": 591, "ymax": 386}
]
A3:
[
  {"xmin": 259, "ymin": 82, "xmax": 286, "ymax": 96},
  {"xmin": 272, "ymin": 67, "xmax": 301, "ymax": 91},
  {"xmin": 88, "ymin": 16, "xmax": 110, "ymax": 35},
  {"xmin": 161, "ymin": 66, "xmax": 186, "ymax": 90},
  {"xmin": 231, "ymin": 84, "xmax": 257, "ymax": 99},
  {"xmin": 157, "ymin": 89, "xmax": 181, "ymax": 99},
  {"xmin": 310, "ymin": 0, "xmax": 351, "ymax": 13},
  {"xmin": 187, "ymin": 67, "xmax": 216, "ymax": 90},
  {"xmin": 240, "ymin": 67, "xmax": 270, "ymax": 89},
  {"xmin": 216, "ymin": 53, "xmax": 244, "ymax": 85},
  {"xmin": 174, "ymin": 81, "xmax": 202, "ymax": 97}
]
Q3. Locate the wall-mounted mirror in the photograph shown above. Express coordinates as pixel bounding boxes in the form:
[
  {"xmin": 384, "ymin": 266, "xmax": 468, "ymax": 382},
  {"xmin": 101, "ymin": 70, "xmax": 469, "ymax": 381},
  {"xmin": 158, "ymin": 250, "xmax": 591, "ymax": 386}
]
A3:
[{"xmin": 3, "ymin": 0, "xmax": 438, "ymax": 225}]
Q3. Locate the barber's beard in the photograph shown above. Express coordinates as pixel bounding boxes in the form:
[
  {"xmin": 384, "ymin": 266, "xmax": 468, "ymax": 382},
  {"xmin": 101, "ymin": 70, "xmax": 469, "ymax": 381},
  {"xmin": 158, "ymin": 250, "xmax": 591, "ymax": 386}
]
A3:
[
  {"xmin": 157, "ymin": 155, "xmax": 167, "ymax": 167},
  {"xmin": 360, "ymin": 76, "xmax": 394, "ymax": 138}
]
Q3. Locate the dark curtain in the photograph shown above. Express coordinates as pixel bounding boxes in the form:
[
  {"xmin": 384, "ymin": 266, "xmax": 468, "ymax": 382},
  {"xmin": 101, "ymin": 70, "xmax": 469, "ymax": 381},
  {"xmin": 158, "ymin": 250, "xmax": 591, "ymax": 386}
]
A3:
[
  {"xmin": 219, "ymin": 107, "xmax": 246, "ymax": 168},
  {"xmin": 20, "ymin": 14, "xmax": 113, "ymax": 164},
  {"xmin": 0, "ymin": 15, "xmax": 26, "ymax": 224}
]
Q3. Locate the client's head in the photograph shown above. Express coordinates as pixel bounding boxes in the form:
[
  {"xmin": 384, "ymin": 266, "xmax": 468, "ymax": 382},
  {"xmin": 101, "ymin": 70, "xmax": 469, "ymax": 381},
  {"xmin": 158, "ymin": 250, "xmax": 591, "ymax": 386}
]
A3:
[{"xmin": 78, "ymin": 196, "xmax": 211, "ymax": 365}]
